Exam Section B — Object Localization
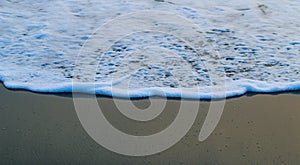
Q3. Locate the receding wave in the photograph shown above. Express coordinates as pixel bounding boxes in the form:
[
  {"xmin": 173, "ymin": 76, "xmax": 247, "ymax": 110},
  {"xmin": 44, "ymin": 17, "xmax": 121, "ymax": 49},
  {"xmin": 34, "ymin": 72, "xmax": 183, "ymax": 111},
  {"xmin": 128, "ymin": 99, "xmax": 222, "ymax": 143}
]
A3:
[{"xmin": 0, "ymin": 0, "xmax": 299, "ymax": 99}]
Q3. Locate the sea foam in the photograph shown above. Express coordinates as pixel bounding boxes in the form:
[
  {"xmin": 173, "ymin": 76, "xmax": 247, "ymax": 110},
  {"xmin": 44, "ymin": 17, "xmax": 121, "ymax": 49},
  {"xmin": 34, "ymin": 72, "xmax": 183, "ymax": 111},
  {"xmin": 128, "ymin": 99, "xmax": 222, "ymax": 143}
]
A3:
[{"xmin": 0, "ymin": 0, "xmax": 299, "ymax": 99}]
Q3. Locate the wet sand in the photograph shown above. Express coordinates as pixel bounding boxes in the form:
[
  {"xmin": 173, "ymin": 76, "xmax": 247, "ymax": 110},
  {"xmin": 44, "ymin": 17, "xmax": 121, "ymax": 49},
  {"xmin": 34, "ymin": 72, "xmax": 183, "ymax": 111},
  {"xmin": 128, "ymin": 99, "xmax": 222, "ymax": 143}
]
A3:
[{"xmin": 0, "ymin": 83, "xmax": 300, "ymax": 164}]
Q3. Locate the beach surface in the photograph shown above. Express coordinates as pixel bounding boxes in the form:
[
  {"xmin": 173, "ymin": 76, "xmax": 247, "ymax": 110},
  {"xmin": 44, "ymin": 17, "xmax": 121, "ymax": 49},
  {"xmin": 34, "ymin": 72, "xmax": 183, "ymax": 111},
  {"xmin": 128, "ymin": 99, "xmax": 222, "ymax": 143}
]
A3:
[{"xmin": 0, "ymin": 83, "xmax": 300, "ymax": 164}]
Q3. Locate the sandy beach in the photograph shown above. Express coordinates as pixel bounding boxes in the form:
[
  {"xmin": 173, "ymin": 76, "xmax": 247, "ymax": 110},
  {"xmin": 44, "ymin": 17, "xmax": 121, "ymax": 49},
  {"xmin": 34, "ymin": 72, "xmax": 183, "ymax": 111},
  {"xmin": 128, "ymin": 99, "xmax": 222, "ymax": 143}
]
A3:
[
  {"xmin": 0, "ymin": 83, "xmax": 300, "ymax": 164},
  {"xmin": 1, "ymin": 0, "xmax": 300, "ymax": 164}
]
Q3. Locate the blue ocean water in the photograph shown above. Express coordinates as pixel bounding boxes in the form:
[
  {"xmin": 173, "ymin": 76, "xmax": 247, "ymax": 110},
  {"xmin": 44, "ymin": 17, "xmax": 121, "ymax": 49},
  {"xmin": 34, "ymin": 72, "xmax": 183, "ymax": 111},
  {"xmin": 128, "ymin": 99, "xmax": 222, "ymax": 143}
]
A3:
[{"xmin": 0, "ymin": 0, "xmax": 300, "ymax": 98}]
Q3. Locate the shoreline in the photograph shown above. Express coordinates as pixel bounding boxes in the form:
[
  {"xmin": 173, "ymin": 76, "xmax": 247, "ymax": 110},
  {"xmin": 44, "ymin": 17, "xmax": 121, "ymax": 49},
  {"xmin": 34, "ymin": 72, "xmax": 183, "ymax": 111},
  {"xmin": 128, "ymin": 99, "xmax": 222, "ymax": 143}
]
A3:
[
  {"xmin": 0, "ymin": 83, "xmax": 300, "ymax": 164},
  {"xmin": 1, "ymin": 81, "xmax": 300, "ymax": 101}
]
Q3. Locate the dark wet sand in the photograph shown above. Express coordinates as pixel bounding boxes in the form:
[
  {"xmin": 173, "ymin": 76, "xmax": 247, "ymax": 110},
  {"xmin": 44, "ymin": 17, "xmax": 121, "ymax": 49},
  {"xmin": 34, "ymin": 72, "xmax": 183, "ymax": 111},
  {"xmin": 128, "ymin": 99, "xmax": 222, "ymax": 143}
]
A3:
[{"xmin": 0, "ymin": 83, "xmax": 300, "ymax": 164}]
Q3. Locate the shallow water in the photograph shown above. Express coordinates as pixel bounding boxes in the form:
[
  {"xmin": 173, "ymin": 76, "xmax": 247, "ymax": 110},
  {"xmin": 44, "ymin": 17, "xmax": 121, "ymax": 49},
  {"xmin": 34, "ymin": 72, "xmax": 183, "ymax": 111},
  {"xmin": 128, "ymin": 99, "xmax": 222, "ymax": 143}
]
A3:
[{"xmin": 0, "ymin": 0, "xmax": 299, "ymax": 98}]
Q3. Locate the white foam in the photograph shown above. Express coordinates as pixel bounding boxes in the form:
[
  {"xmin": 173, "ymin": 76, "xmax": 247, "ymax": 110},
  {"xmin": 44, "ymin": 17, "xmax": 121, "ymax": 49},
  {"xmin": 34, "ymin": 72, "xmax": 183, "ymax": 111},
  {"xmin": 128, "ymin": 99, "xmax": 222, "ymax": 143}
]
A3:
[{"xmin": 0, "ymin": 0, "xmax": 299, "ymax": 99}]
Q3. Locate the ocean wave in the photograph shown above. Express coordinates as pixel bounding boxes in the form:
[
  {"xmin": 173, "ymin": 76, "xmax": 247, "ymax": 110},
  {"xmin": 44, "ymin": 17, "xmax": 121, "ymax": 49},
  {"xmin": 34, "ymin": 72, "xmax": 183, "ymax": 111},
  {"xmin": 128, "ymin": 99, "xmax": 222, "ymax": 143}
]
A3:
[{"xmin": 0, "ymin": 0, "xmax": 299, "ymax": 99}]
